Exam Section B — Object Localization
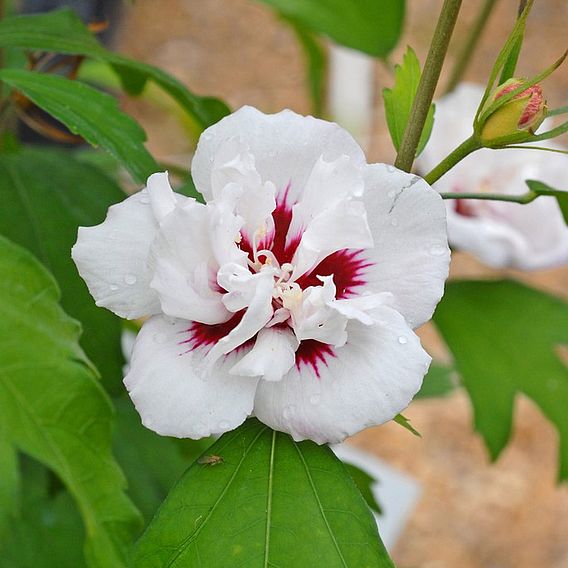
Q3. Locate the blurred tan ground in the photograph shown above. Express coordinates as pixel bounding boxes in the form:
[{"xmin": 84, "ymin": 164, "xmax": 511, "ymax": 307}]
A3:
[{"xmin": 115, "ymin": 1, "xmax": 568, "ymax": 566}]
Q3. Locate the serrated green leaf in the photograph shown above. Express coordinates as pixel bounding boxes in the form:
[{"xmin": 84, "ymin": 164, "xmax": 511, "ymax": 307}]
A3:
[
  {"xmin": 257, "ymin": 0, "xmax": 404, "ymax": 58},
  {"xmin": 0, "ymin": 147, "xmax": 125, "ymax": 389},
  {"xmin": 0, "ymin": 9, "xmax": 230, "ymax": 130},
  {"xmin": 434, "ymin": 280, "xmax": 568, "ymax": 481},
  {"xmin": 0, "ymin": 69, "xmax": 158, "ymax": 183},
  {"xmin": 344, "ymin": 462, "xmax": 382, "ymax": 515},
  {"xmin": 0, "ymin": 237, "xmax": 141, "ymax": 567},
  {"xmin": 383, "ymin": 46, "xmax": 435, "ymax": 156},
  {"xmin": 135, "ymin": 418, "xmax": 394, "ymax": 567}
]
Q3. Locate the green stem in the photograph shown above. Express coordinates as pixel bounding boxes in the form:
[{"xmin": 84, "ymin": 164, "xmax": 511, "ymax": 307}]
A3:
[
  {"xmin": 440, "ymin": 190, "xmax": 536, "ymax": 204},
  {"xmin": 445, "ymin": 0, "xmax": 499, "ymax": 93},
  {"xmin": 394, "ymin": 0, "xmax": 463, "ymax": 172},
  {"xmin": 424, "ymin": 135, "xmax": 481, "ymax": 185}
]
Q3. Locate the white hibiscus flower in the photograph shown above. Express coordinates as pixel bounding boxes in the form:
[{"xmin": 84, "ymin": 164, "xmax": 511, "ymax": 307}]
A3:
[
  {"xmin": 416, "ymin": 83, "xmax": 568, "ymax": 270},
  {"xmin": 72, "ymin": 107, "xmax": 449, "ymax": 443}
]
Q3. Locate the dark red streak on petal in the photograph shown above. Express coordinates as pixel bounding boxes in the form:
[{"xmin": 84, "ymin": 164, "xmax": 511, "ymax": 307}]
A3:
[
  {"xmin": 181, "ymin": 311, "xmax": 245, "ymax": 351},
  {"xmin": 295, "ymin": 339, "xmax": 335, "ymax": 378},
  {"xmin": 296, "ymin": 249, "xmax": 372, "ymax": 299}
]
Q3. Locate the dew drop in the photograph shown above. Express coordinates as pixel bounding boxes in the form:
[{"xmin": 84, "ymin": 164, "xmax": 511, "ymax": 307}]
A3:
[
  {"xmin": 282, "ymin": 405, "xmax": 296, "ymax": 420},
  {"xmin": 124, "ymin": 273, "xmax": 137, "ymax": 285},
  {"xmin": 218, "ymin": 420, "xmax": 230, "ymax": 430},
  {"xmin": 109, "ymin": 284, "xmax": 119, "ymax": 291},
  {"xmin": 309, "ymin": 394, "xmax": 321, "ymax": 406},
  {"xmin": 429, "ymin": 244, "xmax": 446, "ymax": 256},
  {"xmin": 398, "ymin": 336, "xmax": 408, "ymax": 345},
  {"xmin": 386, "ymin": 165, "xmax": 396, "ymax": 173},
  {"xmin": 391, "ymin": 217, "xmax": 399, "ymax": 227},
  {"xmin": 139, "ymin": 196, "xmax": 150, "ymax": 204}
]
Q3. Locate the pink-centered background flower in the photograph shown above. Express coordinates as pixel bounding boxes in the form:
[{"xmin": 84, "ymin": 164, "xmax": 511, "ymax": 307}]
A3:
[
  {"xmin": 417, "ymin": 83, "xmax": 568, "ymax": 270},
  {"xmin": 72, "ymin": 107, "xmax": 449, "ymax": 443}
]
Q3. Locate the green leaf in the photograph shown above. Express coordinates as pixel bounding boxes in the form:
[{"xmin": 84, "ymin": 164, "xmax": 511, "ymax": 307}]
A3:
[
  {"xmin": 287, "ymin": 17, "xmax": 327, "ymax": 117},
  {"xmin": 393, "ymin": 414, "xmax": 421, "ymax": 437},
  {"xmin": 415, "ymin": 363, "xmax": 456, "ymax": 399},
  {"xmin": 0, "ymin": 147, "xmax": 125, "ymax": 389},
  {"xmin": 135, "ymin": 418, "xmax": 394, "ymax": 567},
  {"xmin": 383, "ymin": 47, "xmax": 435, "ymax": 157},
  {"xmin": 434, "ymin": 280, "xmax": 568, "ymax": 481},
  {"xmin": 0, "ymin": 68, "xmax": 158, "ymax": 184},
  {"xmin": 0, "ymin": 237, "xmax": 141, "ymax": 567},
  {"xmin": 0, "ymin": 9, "xmax": 230, "ymax": 130},
  {"xmin": 113, "ymin": 397, "xmax": 212, "ymax": 522},
  {"xmin": 525, "ymin": 179, "xmax": 568, "ymax": 226},
  {"xmin": 257, "ymin": 0, "xmax": 404, "ymax": 58},
  {"xmin": 343, "ymin": 463, "xmax": 382, "ymax": 515},
  {"xmin": 0, "ymin": 459, "xmax": 86, "ymax": 568},
  {"xmin": 0, "ymin": 427, "xmax": 19, "ymax": 537}
]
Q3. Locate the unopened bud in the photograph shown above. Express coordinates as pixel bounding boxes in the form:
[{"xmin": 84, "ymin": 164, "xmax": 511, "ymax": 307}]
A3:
[{"xmin": 478, "ymin": 79, "xmax": 546, "ymax": 146}]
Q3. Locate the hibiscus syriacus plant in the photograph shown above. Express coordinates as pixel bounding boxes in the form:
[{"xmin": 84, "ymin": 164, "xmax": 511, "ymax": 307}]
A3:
[
  {"xmin": 72, "ymin": 107, "xmax": 450, "ymax": 442},
  {"xmin": 2, "ymin": 1, "xmax": 568, "ymax": 567}
]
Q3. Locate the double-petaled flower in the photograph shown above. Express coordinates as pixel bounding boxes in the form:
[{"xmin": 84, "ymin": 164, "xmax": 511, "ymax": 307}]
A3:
[
  {"xmin": 417, "ymin": 84, "xmax": 568, "ymax": 270},
  {"xmin": 72, "ymin": 107, "xmax": 449, "ymax": 443}
]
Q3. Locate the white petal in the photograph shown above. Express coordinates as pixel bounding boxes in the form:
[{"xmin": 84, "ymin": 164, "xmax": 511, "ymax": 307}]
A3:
[
  {"xmin": 230, "ymin": 327, "xmax": 299, "ymax": 382},
  {"xmin": 292, "ymin": 200, "xmax": 373, "ymax": 278},
  {"xmin": 210, "ymin": 138, "xmax": 277, "ymax": 238},
  {"xmin": 332, "ymin": 292, "xmax": 393, "ymax": 325},
  {"xmin": 288, "ymin": 154, "xmax": 364, "ymax": 236},
  {"xmin": 205, "ymin": 267, "xmax": 276, "ymax": 364},
  {"xmin": 147, "ymin": 172, "xmax": 177, "ymax": 222},
  {"xmin": 290, "ymin": 276, "xmax": 348, "ymax": 347},
  {"xmin": 362, "ymin": 164, "xmax": 450, "ymax": 328},
  {"xmin": 124, "ymin": 315, "xmax": 258, "ymax": 438},
  {"xmin": 254, "ymin": 306, "xmax": 430, "ymax": 444},
  {"xmin": 150, "ymin": 200, "xmax": 230, "ymax": 324},
  {"xmin": 192, "ymin": 106, "xmax": 366, "ymax": 203},
  {"xmin": 72, "ymin": 189, "xmax": 163, "ymax": 319}
]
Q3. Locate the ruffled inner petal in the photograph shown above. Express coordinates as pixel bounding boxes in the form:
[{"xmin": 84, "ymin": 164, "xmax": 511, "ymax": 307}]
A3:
[{"xmin": 229, "ymin": 327, "xmax": 299, "ymax": 382}]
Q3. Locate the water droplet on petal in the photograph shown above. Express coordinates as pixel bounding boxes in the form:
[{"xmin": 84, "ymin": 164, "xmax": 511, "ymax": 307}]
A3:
[
  {"xmin": 153, "ymin": 332, "xmax": 167, "ymax": 344},
  {"xmin": 124, "ymin": 274, "xmax": 137, "ymax": 285},
  {"xmin": 429, "ymin": 244, "xmax": 446, "ymax": 256},
  {"xmin": 109, "ymin": 284, "xmax": 119, "ymax": 291},
  {"xmin": 391, "ymin": 217, "xmax": 399, "ymax": 227},
  {"xmin": 218, "ymin": 420, "xmax": 230, "ymax": 430},
  {"xmin": 398, "ymin": 336, "xmax": 408, "ymax": 345},
  {"xmin": 309, "ymin": 394, "xmax": 321, "ymax": 406},
  {"xmin": 386, "ymin": 165, "xmax": 396, "ymax": 173},
  {"xmin": 282, "ymin": 405, "xmax": 296, "ymax": 420},
  {"xmin": 139, "ymin": 196, "xmax": 150, "ymax": 204}
]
